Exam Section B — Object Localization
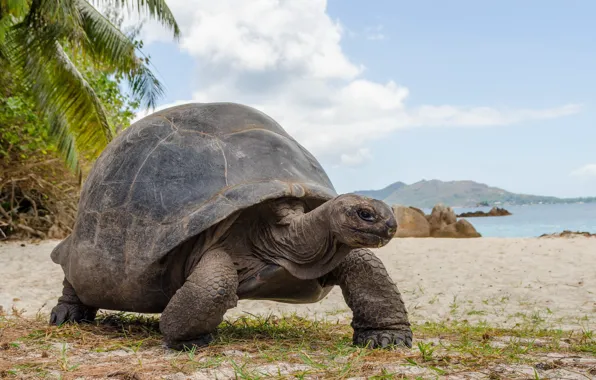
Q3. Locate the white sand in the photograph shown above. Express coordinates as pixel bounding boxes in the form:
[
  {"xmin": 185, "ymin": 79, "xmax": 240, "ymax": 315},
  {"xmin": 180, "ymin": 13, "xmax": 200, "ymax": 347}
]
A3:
[{"xmin": 1, "ymin": 237, "xmax": 595, "ymax": 330}]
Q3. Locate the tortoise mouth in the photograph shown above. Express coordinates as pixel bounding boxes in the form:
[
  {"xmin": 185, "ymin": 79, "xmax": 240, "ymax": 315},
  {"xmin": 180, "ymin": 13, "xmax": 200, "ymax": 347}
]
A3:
[{"xmin": 345, "ymin": 227, "xmax": 393, "ymax": 247}]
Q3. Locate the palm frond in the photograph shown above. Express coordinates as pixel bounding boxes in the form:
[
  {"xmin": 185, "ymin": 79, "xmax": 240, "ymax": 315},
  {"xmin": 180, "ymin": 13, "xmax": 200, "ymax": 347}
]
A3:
[
  {"xmin": 90, "ymin": 0, "xmax": 180, "ymax": 38},
  {"xmin": 24, "ymin": 0, "xmax": 85, "ymax": 42},
  {"xmin": 127, "ymin": 59, "xmax": 164, "ymax": 109},
  {"xmin": 0, "ymin": 0, "xmax": 31, "ymax": 22},
  {"xmin": 77, "ymin": 0, "xmax": 164, "ymax": 109},
  {"xmin": 77, "ymin": 0, "xmax": 136, "ymax": 68},
  {"xmin": 5, "ymin": 23, "xmax": 113, "ymax": 167},
  {"xmin": 0, "ymin": 0, "xmax": 29, "ymax": 45},
  {"xmin": 2, "ymin": 0, "xmax": 179, "ymax": 173},
  {"xmin": 47, "ymin": 113, "xmax": 81, "ymax": 175},
  {"xmin": 0, "ymin": 17, "xmax": 11, "ymax": 61}
]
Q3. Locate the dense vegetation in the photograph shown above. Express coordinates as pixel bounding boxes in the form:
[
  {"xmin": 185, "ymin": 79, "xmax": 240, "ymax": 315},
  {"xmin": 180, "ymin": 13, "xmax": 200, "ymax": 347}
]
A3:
[
  {"xmin": 1, "ymin": 0, "xmax": 178, "ymax": 172},
  {"xmin": 1, "ymin": 14, "xmax": 139, "ymax": 170},
  {"xmin": 0, "ymin": 1, "xmax": 179, "ymax": 239}
]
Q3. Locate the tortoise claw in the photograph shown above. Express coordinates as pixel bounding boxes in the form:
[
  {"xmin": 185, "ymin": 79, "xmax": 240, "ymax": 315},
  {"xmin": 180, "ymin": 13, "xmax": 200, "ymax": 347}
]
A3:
[
  {"xmin": 353, "ymin": 328, "xmax": 413, "ymax": 349},
  {"xmin": 49, "ymin": 303, "xmax": 97, "ymax": 326},
  {"xmin": 164, "ymin": 333, "xmax": 214, "ymax": 351}
]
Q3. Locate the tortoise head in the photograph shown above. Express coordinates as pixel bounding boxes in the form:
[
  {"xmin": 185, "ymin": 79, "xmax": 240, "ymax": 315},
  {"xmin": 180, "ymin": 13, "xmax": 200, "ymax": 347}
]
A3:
[{"xmin": 328, "ymin": 194, "xmax": 397, "ymax": 248}]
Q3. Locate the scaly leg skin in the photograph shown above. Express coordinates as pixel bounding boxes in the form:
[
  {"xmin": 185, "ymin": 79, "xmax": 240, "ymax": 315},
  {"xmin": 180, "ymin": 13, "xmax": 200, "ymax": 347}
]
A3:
[
  {"xmin": 322, "ymin": 248, "xmax": 413, "ymax": 349},
  {"xmin": 159, "ymin": 248, "xmax": 239, "ymax": 351},
  {"xmin": 49, "ymin": 278, "xmax": 98, "ymax": 325}
]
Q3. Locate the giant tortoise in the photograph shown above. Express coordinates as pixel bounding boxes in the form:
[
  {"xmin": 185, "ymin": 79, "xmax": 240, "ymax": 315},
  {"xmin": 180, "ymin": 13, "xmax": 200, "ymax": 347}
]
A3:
[{"xmin": 49, "ymin": 102, "xmax": 413, "ymax": 350}]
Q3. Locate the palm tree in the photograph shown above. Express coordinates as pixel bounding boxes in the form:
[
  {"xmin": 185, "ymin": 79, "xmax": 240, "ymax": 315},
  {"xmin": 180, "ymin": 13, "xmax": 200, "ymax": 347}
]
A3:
[{"xmin": 0, "ymin": 0, "xmax": 179, "ymax": 174}]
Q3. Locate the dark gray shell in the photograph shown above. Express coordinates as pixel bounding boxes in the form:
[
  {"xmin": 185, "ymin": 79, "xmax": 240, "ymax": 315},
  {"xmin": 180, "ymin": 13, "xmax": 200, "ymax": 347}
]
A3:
[{"xmin": 51, "ymin": 102, "xmax": 337, "ymax": 274}]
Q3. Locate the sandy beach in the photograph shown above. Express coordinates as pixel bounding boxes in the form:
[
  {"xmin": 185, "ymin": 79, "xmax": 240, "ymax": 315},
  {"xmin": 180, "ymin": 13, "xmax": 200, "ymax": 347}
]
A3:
[{"xmin": 2, "ymin": 237, "xmax": 595, "ymax": 331}]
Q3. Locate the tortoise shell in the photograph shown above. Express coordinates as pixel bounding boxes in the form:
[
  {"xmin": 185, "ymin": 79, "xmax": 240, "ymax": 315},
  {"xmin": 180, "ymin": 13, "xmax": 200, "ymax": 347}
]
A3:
[{"xmin": 51, "ymin": 103, "xmax": 337, "ymax": 299}]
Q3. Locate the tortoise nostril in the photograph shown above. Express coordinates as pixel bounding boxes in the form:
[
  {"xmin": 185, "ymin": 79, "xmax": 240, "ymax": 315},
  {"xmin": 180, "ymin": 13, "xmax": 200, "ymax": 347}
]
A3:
[
  {"xmin": 384, "ymin": 220, "xmax": 397, "ymax": 237},
  {"xmin": 386, "ymin": 219, "xmax": 398, "ymax": 231}
]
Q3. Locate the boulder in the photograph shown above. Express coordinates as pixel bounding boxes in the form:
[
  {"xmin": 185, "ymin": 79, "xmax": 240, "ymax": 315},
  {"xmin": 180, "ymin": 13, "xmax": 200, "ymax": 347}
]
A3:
[
  {"xmin": 457, "ymin": 206, "xmax": 511, "ymax": 217},
  {"xmin": 488, "ymin": 207, "xmax": 512, "ymax": 216},
  {"xmin": 426, "ymin": 203, "xmax": 457, "ymax": 234},
  {"xmin": 409, "ymin": 206, "xmax": 426, "ymax": 217},
  {"xmin": 431, "ymin": 219, "xmax": 482, "ymax": 238},
  {"xmin": 391, "ymin": 205, "xmax": 431, "ymax": 238},
  {"xmin": 539, "ymin": 230, "xmax": 596, "ymax": 238}
]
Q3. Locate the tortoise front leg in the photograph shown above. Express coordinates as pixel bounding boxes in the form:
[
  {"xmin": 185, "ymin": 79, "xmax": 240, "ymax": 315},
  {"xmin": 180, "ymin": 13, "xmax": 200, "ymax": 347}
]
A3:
[
  {"xmin": 322, "ymin": 248, "xmax": 413, "ymax": 349},
  {"xmin": 50, "ymin": 277, "xmax": 98, "ymax": 325},
  {"xmin": 159, "ymin": 248, "xmax": 238, "ymax": 350}
]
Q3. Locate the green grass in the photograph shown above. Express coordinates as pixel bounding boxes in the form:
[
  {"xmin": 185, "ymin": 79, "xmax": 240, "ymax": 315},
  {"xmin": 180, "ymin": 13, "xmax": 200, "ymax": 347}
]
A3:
[{"xmin": 0, "ymin": 311, "xmax": 595, "ymax": 379}]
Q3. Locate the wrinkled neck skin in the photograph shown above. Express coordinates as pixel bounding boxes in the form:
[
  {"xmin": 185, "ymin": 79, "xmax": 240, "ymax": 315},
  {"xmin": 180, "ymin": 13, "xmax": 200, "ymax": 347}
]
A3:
[{"xmin": 250, "ymin": 199, "xmax": 352, "ymax": 280}]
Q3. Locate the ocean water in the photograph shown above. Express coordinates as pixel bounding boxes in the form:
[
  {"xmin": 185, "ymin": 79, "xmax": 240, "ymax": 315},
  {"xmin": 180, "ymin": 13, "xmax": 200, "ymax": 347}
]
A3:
[{"xmin": 421, "ymin": 203, "xmax": 596, "ymax": 238}]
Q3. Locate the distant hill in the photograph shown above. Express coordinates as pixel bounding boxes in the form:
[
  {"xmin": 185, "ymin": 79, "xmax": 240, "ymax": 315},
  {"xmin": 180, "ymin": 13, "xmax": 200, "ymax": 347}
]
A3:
[
  {"xmin": 354, "ymin": 181, "xmax": 407, "ymax": 200},
  {"xmin": 354, "ymin": 179, "xmax": 596, "ymax": 208}
]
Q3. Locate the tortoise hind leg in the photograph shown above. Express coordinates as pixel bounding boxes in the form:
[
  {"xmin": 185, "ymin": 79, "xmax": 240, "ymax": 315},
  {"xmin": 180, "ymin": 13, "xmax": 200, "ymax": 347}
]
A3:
[
  {"xmin": 159, "ymin": 248, "xmax": 238, "ymax": 351},
  {"xmin": 50, "ymin": 278, "xmax": 98, "ymax": 325}
]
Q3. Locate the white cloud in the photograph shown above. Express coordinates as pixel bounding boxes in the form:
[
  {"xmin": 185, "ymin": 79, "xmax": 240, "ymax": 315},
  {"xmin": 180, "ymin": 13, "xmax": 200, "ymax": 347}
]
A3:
[
  {"xmin": 340, "ymin": 148, "xmax": 372, "ymax": 166},
  {"xmin": 570, "ymin": 164, "xmax": 596, "ymax": 178},
  {"xmin": 133, "ymin": 0, "xmax": 362, "ymax": 79},
  {"xmin": 127, "ymin": 0, "xmax": 582, "ymax": 166}
]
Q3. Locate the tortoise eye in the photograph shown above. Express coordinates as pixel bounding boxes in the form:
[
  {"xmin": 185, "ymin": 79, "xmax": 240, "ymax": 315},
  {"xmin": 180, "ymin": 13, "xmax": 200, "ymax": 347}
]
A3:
[{"xmin": 357, "ymin": 209, "xmax": 375, "ymax": 222}]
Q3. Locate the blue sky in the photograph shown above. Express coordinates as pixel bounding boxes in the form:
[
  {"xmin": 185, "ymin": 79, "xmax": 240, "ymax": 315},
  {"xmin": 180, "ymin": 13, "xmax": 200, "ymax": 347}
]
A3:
[{"xmin": 130, "ymin": 0, "xmax": 595, "ymax": 198}]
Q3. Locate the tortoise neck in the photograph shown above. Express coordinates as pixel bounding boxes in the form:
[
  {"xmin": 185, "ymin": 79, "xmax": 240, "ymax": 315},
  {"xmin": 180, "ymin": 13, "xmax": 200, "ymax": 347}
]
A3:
[{"xmin": 252, "ymin": 199, "xmax": 352, "ymax": 280}]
